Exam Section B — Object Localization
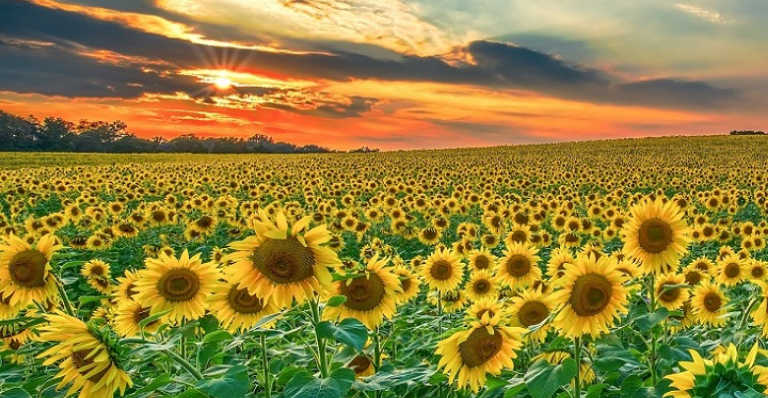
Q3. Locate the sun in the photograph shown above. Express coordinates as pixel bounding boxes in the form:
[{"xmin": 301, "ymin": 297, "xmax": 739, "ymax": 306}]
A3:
[{"xmin": 214, "ymin": 76, "xmax": 232, "ymax": 90}]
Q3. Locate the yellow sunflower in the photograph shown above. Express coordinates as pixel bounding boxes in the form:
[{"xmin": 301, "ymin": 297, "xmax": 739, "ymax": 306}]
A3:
[
  {"xmin": 546, "ymin": 247, "xmax": 575, "ymax": 280},
  {"xmin": 227, "ymin": 211, "xmax": 339, "ymax": 307},
  {"xmin": 37, "ymin": 312, "xmax": 133, "ymax": 398},
  {"xmin": 419, "ymin": 247, "xmax": 464, "ymax": 292},
  {"xmin": 509, "ymin": 289, "xmax": 553, "ymax": 342},
  {"xmin": 0, "ymin": 233, "xmax": 61, "ymax": 307},
  {"xmin": 392, "ymin": 265, "xmax": 420, "ymax": 304},
  {"xmin": 134, "ymin": 250, "xmax": 219, "ymax": 323},
  {"xmin": 436, "ymin": 316, "xmax": 525, "ymax": 392},
  {"xmin": 655, "ymin": 273, "xmax": 690, "ymax": 310},
  {"xmin": 207, "ymin": 278, "xmax": 280, "ymax": 333},
  {"xmin": 463, "ymin": 270, "xmax": 498, "ymax": 302},
  {"xmin": 549, "ymin": 254, "xmax": 629, "ymax": 338},
  {"xmin": 468, "ymin": 248, "xmax": 496, "ymax": 272},
  {"xmin": 113, "ymin": 300, "xmax": 161, "ymax": 337},
  {"xmin": 716, "ymin": 254, "xmax": 745, "ymax": 287},
  {"xmin": 747, "ymin": 260, "xmax": 768, "ymax": 281},
  {"xmin": 750, "ymin": 282, "xmax": 768, "ymax": 337},
  {"xmin": 690, "ymin": 280, "xmax": 728, "ymax": 327},
  {"xmin": 622, "ymin": 199, "xmax": 690, "ymax": 274},
  {"xmin": 465, "ymin": 298, "xmax": 506, "ymax": 322},
  {"xmin": 347, "ymin": 355, "xmax": 376, "ymax": 378},
  {"xmin": 496, "ymin": 242, "xmax": 541, "ymax": 290},
  {"xmin": 114, "ymin": 270, "xmax": 140, "ymax": 303},
  {"xmin": 324, "ymin": 254, "xmax": 401, "ymax": 329}
]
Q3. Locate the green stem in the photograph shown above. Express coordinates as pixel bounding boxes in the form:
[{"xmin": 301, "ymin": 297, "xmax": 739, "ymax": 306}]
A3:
[
  {"xmin": 310, "ymin": 297, "xmax": 329, "ymax": 378},
  {"xmin": 373, "ymin": 328, "xmax": 382, "ymax": 371},
  {"xmin": 260, "ymin": 334, "xmax": 272, "ymax": 398},
  {"xmin": 165, "ymin": 349, "xmax": 203, "ymax": 380},
  {"xmin": 55, "ymin": 280, "xmax": 75, "ymax": 316},
  {"xmin": 574, "ymin": 337, "xmax": 582, "ymax": 398},
  {"xmin": 438, "ymin": 292, "xmax": 445, "ymax": 398},
  {"xmin": 648, "ymin": 273, "xmax": 657, "ymax": 386}
]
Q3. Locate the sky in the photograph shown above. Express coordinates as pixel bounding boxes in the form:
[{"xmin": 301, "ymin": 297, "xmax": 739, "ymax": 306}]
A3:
[{"xmin": 1, "ymin": 0, "xmax": 767, "ymax": 150}]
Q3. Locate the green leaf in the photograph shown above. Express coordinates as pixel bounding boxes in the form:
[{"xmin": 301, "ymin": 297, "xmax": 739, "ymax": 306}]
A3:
[
  {"xmin": 0, "ymin": 388, "xmax": 32, "ymax": 398},
  {"xmin": 78, "ymin": 295, "xmax": 108, "ymax": 305},
  {"xmin": 621, "ymin": 375, "xmax": 643, "ymax": 398},
  {"xmin": 316, "ymin": 318, "xmax": 368, "ymax": 352},
  {"xmin": 195, "ymin": 365, "xmax": 250, "ymax": 398},
  {"xmin": 284, "ymin": 368, "xmax": 355, "ymax": 398},
  {"xmin": 326, "ymin": 295, "xmax": 347, "ymax": 307},
  {"xmin": 124, "ymin": 374, "xmax": 173, "ymax": 398},
  {"xmin": 485, "ymin": 376, "xmax": 508, "ymax": 390},
  {"xmin": 139, "ymin": 309, "xmax": 171, "ymax": 331},
  {"xmin": 202, "ymin": 330, "xmax": 233, "ymax": 344},
  {"xmin": 635, "ymin": 307, "xmax": 669, "ymax": 332},
  {"xmin": 524, "ymin": 358, "xmax": 578, "ymax": 398},
  {"xmin": 176, "ymin": 390, "xmax": 209, "ymax": 398},
  {"xmin": 503, "ymin": 379, "xmax": 527, "ymax": 397}
]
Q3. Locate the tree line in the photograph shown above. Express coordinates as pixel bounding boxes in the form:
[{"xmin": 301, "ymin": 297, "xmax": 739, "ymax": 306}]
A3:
[
  {"xmin": 0, "ymin": 110, "xmax": 378, "ymax": 153},
  {"xmin": 730, "ymin": 130, "xmax": 766, "ymax": 136}
]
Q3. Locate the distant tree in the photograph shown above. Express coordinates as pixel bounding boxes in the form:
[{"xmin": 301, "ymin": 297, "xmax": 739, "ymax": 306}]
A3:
[
  {"xmin": 730, "ymin": 130, "xmax": 765, "ymax": 135},
  {"xmin": 349, "ymin": 146, "xmax": 381, "ymax": 153}
]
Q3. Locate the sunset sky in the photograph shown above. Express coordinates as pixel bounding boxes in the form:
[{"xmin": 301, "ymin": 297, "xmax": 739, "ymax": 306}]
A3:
[{"xmin": 1, "ymin": 0, "xmax": 767, "ymax": 150}]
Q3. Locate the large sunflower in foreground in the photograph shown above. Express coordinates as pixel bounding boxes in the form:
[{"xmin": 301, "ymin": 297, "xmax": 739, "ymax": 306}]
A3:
[
  {"xmin": 207, "ymin": 277, "xmax": 280, "ymax": 333},
  {"xmin": 496, "ymin": 242, "xmax": 541, "ymax": 290},
  {"xmin": 325, "ymin": 254, "xmax": 401, "ymax": 329},
  {"xmin": 0, "ymin": 234, "xmax": 61, "ymax": 307},
  {"xmin": 622, "ymin": 199, "xmax": 690, "ymax": 274},
  {"xmin": 134, "ymin": 250, "xmax": 219, "ymax": 323},
  {"xmin": 419, "ymin": 247, "xmax": 464, "ymax": 292},
  {"xmin": 37, "ymin": 312, "xmax": 132, "ymax": 398},
  {"xmin": 665, "ymin": 344, "xmax": 768, "ymax": 397},
  {"xmin": 690, "ymin": 280, "xmax": 728, "ymax": 327},
  {"xmin": 549, "ymin": 254, "xmax": 629, "ymax": 338},
  {"xmin": 436, "ymin": 316, "xmax": 525, "ymax": 392},
  {"xmin": 227, "ymin": 211, "xmax": 338, "ymax": 307}
]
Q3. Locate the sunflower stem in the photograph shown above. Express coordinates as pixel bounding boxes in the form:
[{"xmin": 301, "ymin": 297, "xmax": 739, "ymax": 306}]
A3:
[
  {"xmin": 574, "ymin": 337, "xmax": 582, "ymax": 398},
  {"xmin": 437, "ymin": 292, "xmax": 445, "ymax": 398},
  {"xmin": 310, "ymin": 296, "xmax": 330, "ymax": 378},
  {"xmin": 260, "ymin": 334, "xmax": 273, "ymax": 398},
  {"xmin": 55, "ymin": 279, "xmax": 75, "ymax": 316},
  {"xmin": 647, "ymin": 273, "xmax": 658, "ymax": 386},
  {"xmin": 165, "ymin": 348, "xmax": 203, "ymax": 380}
]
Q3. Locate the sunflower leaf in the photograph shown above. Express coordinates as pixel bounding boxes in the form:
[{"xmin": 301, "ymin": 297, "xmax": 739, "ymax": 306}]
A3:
[
  {"xmin": 316, "ymin": 318, "xmax": 368, "ymax": 352},
  {"xmin": 634, "ymin": 307, "xmax": 669, "ymax": 332},
  {"xmin": 195, "ymin": 365, "xmax": 250, "ymax": 398},
  {"xmin": 524, "ymin": 358, "xmax": 578, "ymax": 398},
  {"xmin": 326, "ymin": 295, "xmax": 347, "ymax": 307}
]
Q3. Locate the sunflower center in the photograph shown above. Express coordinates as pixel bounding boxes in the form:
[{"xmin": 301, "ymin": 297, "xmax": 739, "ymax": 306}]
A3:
[
  {"xmin": 9, "ymin": 249, "xmax": 48, "ymax": 288},
  {"xmin": 571, "ymin": 273, "xmax": 613, "ymax": 316},
  {"xmin": 133, "ymin": 307, "xmax": 156, "ymax": 326},
  {"xmin": 348, "ymin": 355, "xmax": 373, "ymax": 375},
  {"xmin": 474, "ymin": 256, "xmax": 489, "ymax": 270},
  {"xmin": 72, "ymin": 350, "xmax": 110, "ymax": 383},
  {"xmin": 340, "ymin": 273, "xmax": 386, "ymax": 311},
  {"xmin": 90, "ymin": 265, "xmax": 105, "ymax": 276},
  {"xmin": 459, "ymin": 327, "xmax": 503, "ymax": 368},
  {"xmin": 252, "ymin": 237, "xmax": 316, "ymax": 284},
  {"xmin": 157, "ymin": 268, "xmax": 200, "ymax": 302},
  {"xmin": 430, "ymin": 260, "xmax": 453, "ymax": 281},
  {"xmin": 400, "ymin": 276, "xmax": 411, "ymax": 292},
  {"xmin": 519, "ymin": 301, "xmax": 549, "ymax": 327},
  {"xmin": 724, "ymin": 263, "xmax": 740, "ymax": 278},
  {"xmin": 752, "ymin": 266, "xmax": 765, "ymax": 279},
  {"xmin": 658, "ymin": 284, "xmax": 680, "ymax": 302},
  {"xmin": 506, "ymin": 254, "xmax": 531, "ymax": 277},
  {"xmin": 473, "ymin": 280, "xmax": 490, "ymax": 294},
  {"xmin": 685, "ymin": 272, "xmax": 702, "ymax": 286},
  {"xmin": 703, "ymin": 292, "xmax": 721, "ymax": 312},
  {"xmin": 638, "ymin": 219, "xmax": 673, "ymax": 254},
  {"xmin": 476, "ymin": 309, "xmax": 495, "ymax": 320},
  {"xmin": 227, "ymin": 286, "xmax": 265, "ymax": 314}
]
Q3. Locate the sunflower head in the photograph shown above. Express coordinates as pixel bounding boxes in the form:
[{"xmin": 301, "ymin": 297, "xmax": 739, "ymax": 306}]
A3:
[
  {"xmin": 0, "ymin": 234, "xmax": 61, "ymax": 307},
  {"xmin": 622, "ymin": 199, "xmax": 690, "ymax": 274}
]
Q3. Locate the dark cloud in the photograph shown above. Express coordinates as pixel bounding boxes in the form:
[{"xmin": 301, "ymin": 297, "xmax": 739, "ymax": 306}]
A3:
[{"xmin": 0, "ymin": 0, "xmax": 740, "ymax": 111}]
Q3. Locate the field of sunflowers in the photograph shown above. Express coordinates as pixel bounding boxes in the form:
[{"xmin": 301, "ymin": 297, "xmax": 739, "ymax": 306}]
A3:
[{"xmin": 3, "ymin": 135, "xmax": 768, "ymax": 398}]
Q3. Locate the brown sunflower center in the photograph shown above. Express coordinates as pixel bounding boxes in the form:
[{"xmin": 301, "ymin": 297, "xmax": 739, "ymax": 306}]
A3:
[
  {"xmin": 506, "ymin": 254, "xmax": 531, "ymax": 277},
  {"xmin": 400, "ymin": 276, "xmax": 412, "ymax": 292},
  {"xmin": 476, "ymin": 308, "xmax": 495, "ymax": 320},
  {"xmin": 752, "ymin": 266, "xmax": 765, "ymax": 279},
  {"xmin": 658, "ymin": 284, "xmax": 680, "ymax": 303},
  {"xmin": 90, "ymin": 265, "xmax": 105, "ymax": 276},
  {"xmin": 474, "ymin": 256, "xmax": 490, "ymax": 270},
  {"xmin": 638, "ymin": 219, "xmax": 673, "ymax": 254},
  {"xmin": 685, "ymin": 271, "xmax": 702, "ymax": 286},
  {"xmin": 724, "ymin": 263, "xmax": 740, "ymax": 278},
  {"xmin": 518, "ymin": 301, "xmax": 549, "ymax": 327},
  {"xmin": 571, "ymin": 273, "xmax": 613, "ymax": 316},
  {"xmin": 340, "ymin": 273, "xmax": 386, "ymax": 311},
  {"xmin": 157, "ymin": 268, "xmax": 200, "ymax": 302},
  {"xmin": 430, "ymin": 260, "xmax": 453, "ymax": 281},
  {"xmin": 703, "ymin": 292, "xmax": 721, "ymax": 312},
  {"xmin": 509, "ymin": 230, "xmax": 527, "ymax": 243},
  {"xmin": 132, "ymin": 307, "xmax": 156, "ymax": 326},
  {"xmin": 348, "ymin": 355, "xmax": 373, "ymax": 375},
  {"xmin": 251, "ymin": 237, "xmax": 316, "ymax": 284},
  {"xmin": 9, "ymin": 249, "xmax": 48, "ymax": 288},
  {"xmin": 473, "ymin": 279, "xmax": 490, "ymax": 294},
  {"xmin": 72, "ymin": 350, "xmax": 110, "ymax": 383},
  {"xmin": 152, "ymin": 211, "xmax": 166, "ymax": 222},
  {"xmin": 459, "ymin": 327, "xmax": 503, "ymax": 368},
  {"xmin": 423, "ymin": 228, "xmax": 438, "ymax": 240},
  {"xmin": 227, "ymin": 286, "xmax": 265, "ymax": 314}
]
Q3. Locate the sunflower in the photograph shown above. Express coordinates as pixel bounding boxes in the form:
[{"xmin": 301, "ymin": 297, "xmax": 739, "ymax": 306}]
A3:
[
  {"xmin": 468, "ymin": 248, "xmax": 496, "ymax": 272},
  {"xmin": 392, "ymin": 265, "xmax": 420, "ymax": 304},
  {"xmin": 347, "ymin": 355, "xmax": 376, "ymax": 378},
  {"xmin": 549, "ymin": 254, "xmax": 629, "ymax": 338},
  {"xmin": 622, "ymin": 199, "xmax": 690, "ymax": 274},
  {"xmin": 1, "ymin": 315, "xmax": 35, "ymax": 350},
  {"xmin": 750, "ymin": 282, "xmax": 768, "ymax": 337},
  {"xmin": 716, "ymin": 254, "xmax": 745, "ymax": 287},
  {"xmin": 113, "ymin": 300, "xmax": 160, "ymax": 337},
  {"xmin": 0, "ymin": 294, "xmax": 20, "ymax": 320},
  {"xmin": 114, "ymin": 270, "xmax": 140, "ymax": 303},
  {"xmin": 325, "ymin": 255, "xmax": 401, "ymax": 329},
  {"xmin": 436, "ymin": 315, "xmax": 525, "ymax": 392},
  {"xmin": 419, "ymin": 247, "xmax": 464, "ymax": 292},
  {"xmin": 37, "ymin": 312, "xmax": 133, "ymax": 398},
  {"xmin": 496, "ymin": 243, "xmax": 541, "ymax": 290},
  {"xmin": 0, "ymin": 233, "xmax": 61, "ymax": 307},
  {"xmin": 441, "ymin": 290, "xmax": 468, "ymax": 313},
  {"xmin": 207, "ymin": 279, "xmax": 280, "ymax": 333},
  {"xmin": 546, "ymin": 247, "xmax": 575, "ymax": 280},
  {"xmin": 747, "ymin": 260, "xmax": 767, "ymax": 281},
  {"xmin": 227, "ymin": 211, "xmax": 339, "ymax": 307},
  {"xmin": 464, "ymin": 270, "xmax": 498, "ymax": 302},
  {"xmin": 509, "ymin": 289, "xmax": 553, "ymax": 341},
  {"xmin": 465, "ymin": 298, "xmax": 506, "ymax": 322},
  {"xmin": 690, "ymin": 280, "xmax": 728, "ymax": 327},
  {"xmin": 418, "ymin": 227, "xmax": 441, "ymax": 245},
  {"xmin": 134, "ymin": 250, "xmax": 219, "ymax": 323},
  {"xmin": 665, "ymin": 344, "xmax": 768, "ymax": 398},
  {"xmin": 654, "ymin": 273, "xmax": 689, "ymax": 310},
  {"xmin": 532, "ymin": 350, "xmax": 595, "ymax": 387}
]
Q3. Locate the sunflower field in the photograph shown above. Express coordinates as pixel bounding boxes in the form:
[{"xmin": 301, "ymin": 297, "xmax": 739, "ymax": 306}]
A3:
[{"xmin": 3, "ymin": 135, "xmax": 768, "ymax": 398}]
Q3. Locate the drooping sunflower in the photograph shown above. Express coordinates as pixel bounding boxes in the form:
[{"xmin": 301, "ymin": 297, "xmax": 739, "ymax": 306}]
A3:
[
  {"xmin": 227, "ymin": 211, "xmax": 339, "ymax": 307},
  {"xmin": 37, "ymin": 312, "xmax": 133, "ymax": 398},
  {"xmin": 207, "ymin": 278, "xmax": 280, "ymax": 333},
  {"xmin": 655, "ymin": 273, "xmax": 690, "ymax": 311},
  {"xmin": 436, "ymin": 315, "xmax": 525, "ymax": 392},
  {"xmin": 134, "ymin": 250, "xmax": 219, "ymax": 323},
  {"xmin": 549, "ymin": 254, "xmax": 629, "ymax": 339},
  {"xmin": 113, "ymin": 300, "xmax": 161, "ymax": 337},
  {"xmin": 419, "ymin": 247, "xmax": 464, "ymax": 292},
  {"xmin": 0, "ymin": 233, "xmax": 61, "ymax": 307},
  {"xmin": 463, "ymin": 270, "xmax": 498, "ymax": 302},
  {"xmin": 622, "ymin": 199, "xmax": 690, "ymax": 274},
  {"xmin": 325, "ymin": 254, "xmax": 401, "ymax": 330},
  {"xmin": 665, "ymin": 344, "xmax": 768, "ymax": 398},
  {"xmin": 690, "ymin": 280, "xmax": 728, "ymax": 327},
  {"xmin": 509, "ymin": 289, "xmax": 553, "ymax": 342},
  {"xmin": 392, "ymin": 265, "xmax": 420, "ymax": 304},
  {"xmin": 496, "ymin": 242, "xmax": 541, "ymax": 290}
]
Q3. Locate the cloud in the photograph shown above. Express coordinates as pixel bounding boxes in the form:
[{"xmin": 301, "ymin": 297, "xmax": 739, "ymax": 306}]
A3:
[{"xmin": 674, "ymin": 4, "xmax": 730, "ymax": 24}]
